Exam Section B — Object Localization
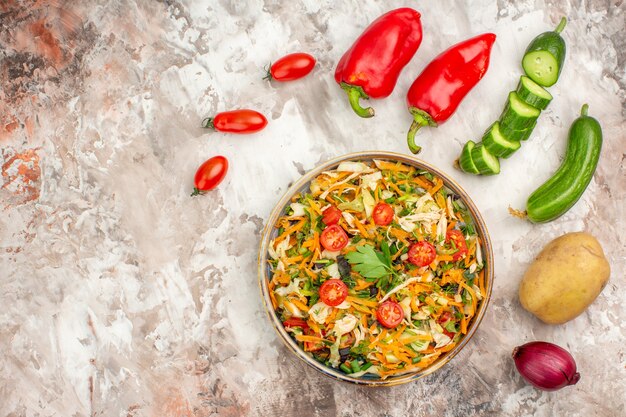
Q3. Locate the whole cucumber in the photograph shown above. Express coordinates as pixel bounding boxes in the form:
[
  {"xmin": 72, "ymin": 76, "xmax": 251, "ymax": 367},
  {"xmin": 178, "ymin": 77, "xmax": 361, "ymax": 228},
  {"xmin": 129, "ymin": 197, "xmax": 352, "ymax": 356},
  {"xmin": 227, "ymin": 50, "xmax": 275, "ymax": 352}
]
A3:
[{"xmin": 526, "ymin": 104, "xmax": 602, "ymax": 223}]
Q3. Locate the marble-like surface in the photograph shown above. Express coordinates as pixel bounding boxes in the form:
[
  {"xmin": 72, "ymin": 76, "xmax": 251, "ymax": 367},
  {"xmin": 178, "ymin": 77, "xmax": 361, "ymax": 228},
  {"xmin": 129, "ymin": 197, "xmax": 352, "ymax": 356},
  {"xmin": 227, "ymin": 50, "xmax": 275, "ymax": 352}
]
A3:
[{"xmin": 1, "ymin": 0, "xmax": 624, "ymax": 415}]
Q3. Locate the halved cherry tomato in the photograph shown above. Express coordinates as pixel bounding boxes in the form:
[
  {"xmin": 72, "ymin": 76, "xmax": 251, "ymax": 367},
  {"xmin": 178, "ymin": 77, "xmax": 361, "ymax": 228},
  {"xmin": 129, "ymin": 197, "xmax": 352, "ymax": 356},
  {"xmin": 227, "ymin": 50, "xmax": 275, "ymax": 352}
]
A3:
[
  {"xmin": 320, "ymin": 224, "xmax": 348, "ymax": 251},
  {"xmin": 283, "ymin": 318, "xmax": 309, "ymax": 329},
  {"xmin": 266, "ymin": 52, "xmax": 316, "ymax": 82},
  {"xmin": 376, "ymin": 301, "xmax": 404, "ymax": 328},
  {"xmin": 372, "ymin": 202, "xmax": 394, "ymax": 226},
  {"xmin": 322, "ymin": 206, "xmax": 342, "ymax": 225},
  {"xmin": 407, "ymin": 241, "xmax": 436, "ymax": 266},
  {"xmin": 191, "ymin": 156, "xmax": 228, "ymax": 196},
  {"xmin": 203, "ymin": 109, "xmax": 268, "ymax": 134},
  {"xmin": 319, "ymin": 279, "xmax": 348, "ymax": 307},
  {"xmin": 446, "ymin": 229, "xmax": 468, "ymax": 261}
]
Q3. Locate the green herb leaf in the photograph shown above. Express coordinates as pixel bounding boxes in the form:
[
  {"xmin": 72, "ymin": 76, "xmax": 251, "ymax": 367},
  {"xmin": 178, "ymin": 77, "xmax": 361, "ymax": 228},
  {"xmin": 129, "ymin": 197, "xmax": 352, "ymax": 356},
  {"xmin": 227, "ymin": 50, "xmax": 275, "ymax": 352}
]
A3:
[{"xmin": 345, "ymin": 244, "xmax": 393, "ymax": 279}]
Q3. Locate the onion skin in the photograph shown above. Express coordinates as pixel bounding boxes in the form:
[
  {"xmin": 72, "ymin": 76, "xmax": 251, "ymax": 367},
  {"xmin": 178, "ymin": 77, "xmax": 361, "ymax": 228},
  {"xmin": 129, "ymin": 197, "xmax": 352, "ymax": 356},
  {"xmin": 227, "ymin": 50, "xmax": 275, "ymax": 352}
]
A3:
[{"xmin": 512, "ymin": 341, "xmax": 580, "ymax": 391}]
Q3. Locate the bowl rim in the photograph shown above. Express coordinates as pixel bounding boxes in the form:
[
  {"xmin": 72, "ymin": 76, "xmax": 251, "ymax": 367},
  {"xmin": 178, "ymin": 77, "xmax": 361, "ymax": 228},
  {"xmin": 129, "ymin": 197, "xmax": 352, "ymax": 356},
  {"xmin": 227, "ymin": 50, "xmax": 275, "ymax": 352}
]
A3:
[{"xmin": 257, "ymin": 151, "xmax": 494, "ymax": 386}]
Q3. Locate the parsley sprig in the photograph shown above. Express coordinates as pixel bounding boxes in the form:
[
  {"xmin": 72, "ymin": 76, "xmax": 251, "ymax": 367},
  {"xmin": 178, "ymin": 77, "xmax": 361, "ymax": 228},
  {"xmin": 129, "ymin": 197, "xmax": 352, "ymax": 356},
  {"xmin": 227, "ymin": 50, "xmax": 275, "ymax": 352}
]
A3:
[{"xmin": 345, "ymin": 242, "xmax": 396, "ymax": 279}]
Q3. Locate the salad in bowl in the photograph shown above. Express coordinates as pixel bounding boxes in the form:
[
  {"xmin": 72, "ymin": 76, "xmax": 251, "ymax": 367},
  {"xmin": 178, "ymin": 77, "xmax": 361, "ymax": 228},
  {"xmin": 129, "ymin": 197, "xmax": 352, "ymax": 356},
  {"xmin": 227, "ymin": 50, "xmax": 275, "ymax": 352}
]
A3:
[{"xmin": 259, "ymin": 152, "xmax": 493, "ymax": 385}]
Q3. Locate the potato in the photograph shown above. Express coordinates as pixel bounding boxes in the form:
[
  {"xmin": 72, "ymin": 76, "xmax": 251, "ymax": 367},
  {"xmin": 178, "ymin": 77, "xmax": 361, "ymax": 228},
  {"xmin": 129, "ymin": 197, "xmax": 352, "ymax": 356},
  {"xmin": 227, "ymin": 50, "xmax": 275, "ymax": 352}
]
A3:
[{"xmin": 519, "ymin": 232, "xmax": 610, "ymax": 324}]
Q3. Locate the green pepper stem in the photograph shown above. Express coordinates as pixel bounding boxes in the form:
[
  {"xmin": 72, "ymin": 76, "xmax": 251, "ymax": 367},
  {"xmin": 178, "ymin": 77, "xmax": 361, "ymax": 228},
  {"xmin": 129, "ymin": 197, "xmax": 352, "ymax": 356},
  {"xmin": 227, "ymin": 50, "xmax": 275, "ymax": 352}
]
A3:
[
  {"xmin": 202, "ymin": 117, "xmax": 215, "ymax": 129},
  {"xmin": 407, "ymin": 120, "xmax": 424, "ymax": 154},
  {"xmin": 407, "ymin": 108, "xmax": 437, "ymax": 154},
  {"xmin": 341, "ymin": 83, "xmax": 374, "ymax": 118},
  {"xmin": 581, "ymin": 103, "xmax": 589, "ymax": 116},
  {"xmin": 190, "ymin": 188, "xmax": 202, "ymax": 197},
  {"xmin": 555, "ymin": 17, "xmax": 567, "ymax": 34}
]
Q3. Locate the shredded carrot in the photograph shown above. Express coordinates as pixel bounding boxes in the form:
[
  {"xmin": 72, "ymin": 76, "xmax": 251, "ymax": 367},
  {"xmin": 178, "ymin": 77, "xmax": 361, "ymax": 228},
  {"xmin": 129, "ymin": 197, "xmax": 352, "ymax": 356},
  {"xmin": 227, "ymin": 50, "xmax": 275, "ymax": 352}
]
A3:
[
  {"xmin": 412, "ymin": 176, "xmax": 433, "ymax": 190},
  {"xmin": 274, "ymin": 219, "xmax": 306, "ymax": 244},
  {"xmin": 460, "ymin": 315, "xmax": 468, "ymax": 334},
  {"xmin": 435, "ymin": 193, "xmax": 447, "ymax": 210},
  {"xmin": 375, "ymin": 160, "xmax": 412, "ymax": 172},
  {"xmin": 354, "ymin": 279, "xmax": 374, "ymax": 290},
  {"xmin": 429, "ymin": 177, "xmax": 444, "ymax": 195},
  {"xmin": 459, "ymin": 281, "xmax": 477, "ymax": 316},
  {"xmin": 353, "ymin": 217, "xmax": 370, "ymax": 237},
  {"xmin": 346, "ymin": 296, "xmax": 378, "ymax": 308},
  {"xmin": 436, "ymin": 254, "xmax": 454, "ymax": 263},
  {"xmin": 291, "ymin": 298, "xmax": 309, "ymax": 312},
  {"xmin": 478, "ymin": 269, "xmax": 485, "ymax": 298},
  {"xmin": 295, "ymin": 334, "xmax": 327, "ymax": 343},
  {"xmin": 430, "ymin": 223, "xmax": 438, "ymax": 240}
]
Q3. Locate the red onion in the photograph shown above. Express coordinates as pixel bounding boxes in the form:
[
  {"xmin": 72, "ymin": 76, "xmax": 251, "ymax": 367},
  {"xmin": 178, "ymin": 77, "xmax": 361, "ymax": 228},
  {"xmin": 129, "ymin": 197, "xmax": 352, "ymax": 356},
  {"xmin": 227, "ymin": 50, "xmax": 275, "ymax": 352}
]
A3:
[{"xmin": 512, "ymin": 341, "xmax": 580, "ymax": 391}]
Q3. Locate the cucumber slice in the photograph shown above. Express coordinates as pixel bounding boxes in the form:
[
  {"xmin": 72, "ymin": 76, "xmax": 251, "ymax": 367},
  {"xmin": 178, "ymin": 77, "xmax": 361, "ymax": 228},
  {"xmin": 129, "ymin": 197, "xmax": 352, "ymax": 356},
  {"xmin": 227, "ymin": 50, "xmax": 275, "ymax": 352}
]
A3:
[
  {"xmin": 499, "ymin": 92, "xmax": 540, "ymax": 132},
  {"xmin": 470, "ymin": 143, "xmax": 500, "ymax": 175},
  {"xmin": 459, "ymin": 140, "xmax": 479, "ymax": 174},
  {"xmin": 516, "ymin": 76, "xmax": 553, "ymax": 110},
  {"xmin": 522, "ymin": 18, "xmax": 567, "ymax": 87},
  {"xmin": 499, "ymin": 119, "xmax": 537, "ymax": 142},
  {"xmin": 482, "ymin": 122, "xmax": 521, "ymax": 159}
]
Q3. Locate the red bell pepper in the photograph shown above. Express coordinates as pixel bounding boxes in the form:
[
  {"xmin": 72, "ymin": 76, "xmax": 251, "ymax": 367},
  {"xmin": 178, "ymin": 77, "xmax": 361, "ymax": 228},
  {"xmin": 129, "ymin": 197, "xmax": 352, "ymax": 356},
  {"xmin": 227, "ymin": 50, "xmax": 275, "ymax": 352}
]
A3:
[
  {"xmin": 406, "ymin": 33, "xmax": 496, "ymax": 153},
  {"xmin": 335, "ymin": 8, "xmax": 423, "ymax": 118}
]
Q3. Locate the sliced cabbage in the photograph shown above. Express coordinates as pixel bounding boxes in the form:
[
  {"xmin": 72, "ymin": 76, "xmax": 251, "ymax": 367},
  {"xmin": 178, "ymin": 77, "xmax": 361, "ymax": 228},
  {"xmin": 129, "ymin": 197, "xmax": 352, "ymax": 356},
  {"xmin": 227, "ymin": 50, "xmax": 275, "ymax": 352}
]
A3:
[
  {"xmin": 341, "ymin": 211, "xmax": 356, "ymax": 228},
  {"xmin": 362, "ymin": 189, "xmax": 376, "ymax": 219},
  {"xmin": 275, "ymin": 278, "xmax": 304, "ymax": 298},
  {"xmin": 289, "ymin": 203, "xmax": 306, "ymax": 217},
  {"xmin": 399, "ymin": 297, "xmax": 412, "ymax": 320},
  {"xmin": 360, "ymin": 171, "xmax": 382, "ymax": 191},
  {"xmin": 338, "ymin": 195, "xmax": 364, "ymax": 213},
  {"xmin": 333, "ymin": 314, "xmax": 358, "ymax": 336},
  {"xmin": 320, "ymin": 249, "xmax": 341, "ymax": 260},
  {"xmin": 328, "ymin": 314, "xmax": 358, "ymax": 368},
  {"xmin": 326, "ymin": 263, "xmax": 340, "ymax": 279},
  {"xmin": 380, "ymin": 190, "xmax": 394, "ymax": 200},
  {"xmin": 268, "ymin": 238, "xmax": 292, "ymax": 260},
  {"xmin": 308, "ymin": 301, "xmax": 332, "ymax": 324},
  {"xmin": 435, "ymin": 211, "xmax": 447, "ymax": 243},
  {"xmin": 432, "ymin": 331, "xmax": 452, "ymax": 348},
  {"xmin": 336, "ymin": 161, "xmax": 372, "ymax": 173}
]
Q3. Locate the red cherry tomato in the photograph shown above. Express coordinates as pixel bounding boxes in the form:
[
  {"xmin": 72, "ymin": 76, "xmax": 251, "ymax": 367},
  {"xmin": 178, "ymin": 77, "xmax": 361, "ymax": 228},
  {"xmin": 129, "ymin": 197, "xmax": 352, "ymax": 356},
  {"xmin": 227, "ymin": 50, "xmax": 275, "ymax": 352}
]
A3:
[
  {"xmin": 446, "ymin": 230, "xmax": 468, "ymax": 261},
  {"xmin": 322, "ymin": 206, "xmax": 342, "ymax": 225},
  {"xmin": 372, "ymin": 202, "xmax": 394, "ymax": 226},
  {"xmin": 320, "ymin": 224, "xmax": 349, "ymax": 251},
  {"xmin": 407, "ymin": 241, "xmax": 437, "ymax": 266},
  {"xmin": 267, "ymin": 52, "xmax": 316, "ymax": 82},
  {"xmin": 376, "ymin": 301, "xmax": 404, "ymax": 328},
  {"xmin": 283, "ymin": 318, "xmax": 309, "ymax": 329},
  {"xmin": 204, "ymin": 109, "xmax": 267, "ymax": 134},
  {"xmin": 319, "ymin": 279, "xmax": 348, "ymax": 307},
  {"xmin": 437, "ymin": 312, "xmax": 455, "ymax": 338},
  {"xmin": 192, "ymin": 156, "xmax": 228, "ymax": 196}
]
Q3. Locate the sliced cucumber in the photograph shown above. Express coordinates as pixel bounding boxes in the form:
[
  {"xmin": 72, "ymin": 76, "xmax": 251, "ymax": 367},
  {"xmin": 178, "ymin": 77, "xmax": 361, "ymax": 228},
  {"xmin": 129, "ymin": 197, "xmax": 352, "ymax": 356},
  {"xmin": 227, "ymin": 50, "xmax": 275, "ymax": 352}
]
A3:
[
  {"xmin": 499, "ymin": 119, "xmax": 537, "ymax": 142},
  {"xmin": 482, "ymin": 122, "xmax": 521, "ymax": 159},
  {"xmin": 516, "ymin": 76, "xmax": 553, "ymax": 110},
  {"xmin": 470, "ymin": 143, "xmax": 500, "ymax": 175},
  {"xmin": 522, "ymin": 18, "xmax": 567, "ymax": 87},
  {"xmin": 499, "ymin": 91, "xmax": 540, "ymax": 132},
  {"xmin": 459, "ymin": 140, "xmax": 479, "ymax": 174}
]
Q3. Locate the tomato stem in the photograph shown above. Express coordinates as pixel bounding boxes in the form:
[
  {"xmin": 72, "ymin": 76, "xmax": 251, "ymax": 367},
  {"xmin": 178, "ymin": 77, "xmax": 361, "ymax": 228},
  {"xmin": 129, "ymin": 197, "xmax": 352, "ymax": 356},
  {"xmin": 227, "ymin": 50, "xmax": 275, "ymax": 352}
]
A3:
[
  {"xmin": 190, "ymin": 187, "xmax": 203, "ymax": 197},
  {"xmin": 341, "ymin": 83, "xmax": 374, "ymax": 118},
  {"xmin": 263, "ymin": 62, "xmax": 273, "ymax": 81},
  {"xmin": 407, "ymin": 108, "xmax": 437, "ymax": 154},
  {"xmin": 202, "ymin": 117, "xmax": 215, "ymax": 129}
]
